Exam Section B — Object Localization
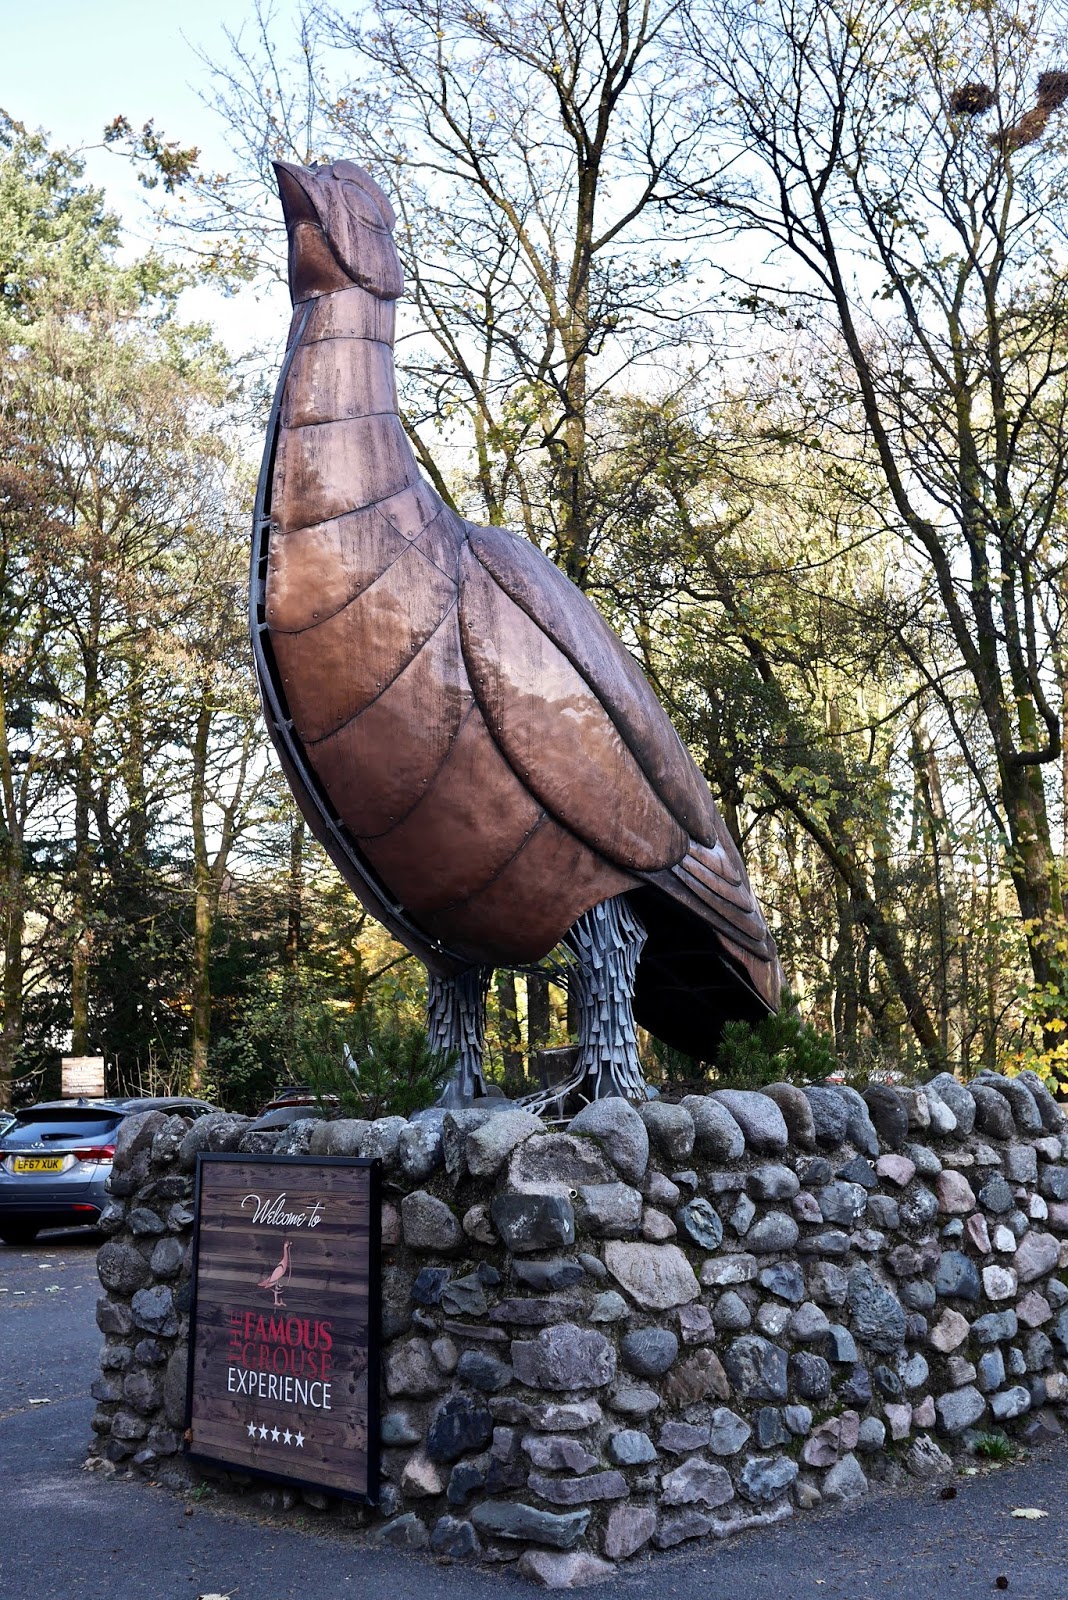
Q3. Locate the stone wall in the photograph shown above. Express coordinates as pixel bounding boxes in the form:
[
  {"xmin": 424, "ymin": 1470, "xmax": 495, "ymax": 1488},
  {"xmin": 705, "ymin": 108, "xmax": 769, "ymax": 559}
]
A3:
[{"xmin": 90, "ymin": 1071, "xmax": 1068, "ymax": 1587}]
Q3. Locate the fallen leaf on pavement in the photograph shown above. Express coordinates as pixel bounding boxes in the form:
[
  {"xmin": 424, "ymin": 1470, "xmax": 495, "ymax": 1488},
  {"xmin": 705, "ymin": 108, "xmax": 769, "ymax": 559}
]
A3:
[{"xmin": 1011, "ymin": 1508, "xmax": 1047, "ymax": 1519}]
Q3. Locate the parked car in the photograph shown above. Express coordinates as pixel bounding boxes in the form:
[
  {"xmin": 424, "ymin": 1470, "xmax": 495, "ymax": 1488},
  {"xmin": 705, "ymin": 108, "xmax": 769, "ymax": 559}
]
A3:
[
  {"xmin": 0, "ymin": 1096, "xmax": 217, "ymax": 1245},
  {"xmin": 248, "ymin": 1086, "xmax": 333, "ymax": 1130}
]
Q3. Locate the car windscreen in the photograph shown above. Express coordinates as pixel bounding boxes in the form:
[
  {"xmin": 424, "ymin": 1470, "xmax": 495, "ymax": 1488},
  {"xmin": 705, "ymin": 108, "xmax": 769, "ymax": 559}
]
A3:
[{"xmin": 2, "ymin": 1111, "xmax": 123, "ymax": 1147}]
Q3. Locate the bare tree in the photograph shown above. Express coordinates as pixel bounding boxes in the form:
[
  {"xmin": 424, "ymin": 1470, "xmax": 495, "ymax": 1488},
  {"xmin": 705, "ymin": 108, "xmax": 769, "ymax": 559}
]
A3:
[
  {"xmin": 162, "ymin": 0, "xmax": 713, "ymax": 585},
  {"xmin": 677, "ymin": 0, "xmax": 1068, "ymax": 1004}
]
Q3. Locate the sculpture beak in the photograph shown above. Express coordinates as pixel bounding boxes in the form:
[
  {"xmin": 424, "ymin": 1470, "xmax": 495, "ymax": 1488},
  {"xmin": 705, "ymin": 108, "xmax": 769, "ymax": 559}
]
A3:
[
  {"xmin": 274, "ymin": 161, "xmax": 322, "ymax": 233},
  {"xmin": 273, "ymin": 160, "xmax": 355, "ymax": 304}
]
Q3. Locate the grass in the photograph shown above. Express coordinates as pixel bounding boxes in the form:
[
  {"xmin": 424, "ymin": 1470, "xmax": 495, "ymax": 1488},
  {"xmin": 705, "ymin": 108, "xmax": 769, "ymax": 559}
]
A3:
[{"xmin": 973, "ymin": 1432, "xmax": 1017, "ymax": 1462}]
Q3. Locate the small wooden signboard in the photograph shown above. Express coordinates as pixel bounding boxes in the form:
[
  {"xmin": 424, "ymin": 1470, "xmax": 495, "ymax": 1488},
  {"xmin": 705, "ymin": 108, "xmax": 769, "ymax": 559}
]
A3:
[
  {"xmin": 185, "ymin": 1154, "xmax": 380, "ymax": 1502},
  {"xmin": 61, "ymin": 1055, "xmax": 105, "ymax": 1098}
]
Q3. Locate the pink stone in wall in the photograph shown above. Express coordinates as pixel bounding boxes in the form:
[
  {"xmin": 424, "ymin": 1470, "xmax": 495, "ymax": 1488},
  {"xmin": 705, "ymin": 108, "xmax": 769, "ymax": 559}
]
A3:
[
  {"xmin": 936, "ymin": 1170, "xmax": 976, "ymax": 1214},
  {"xmin": 1013, "ymin": 1231, "xmax": 1060, "ymax": 1282},
  {"xmin": 1017, "ymin": 1291, "xmax": 1053, "ymax": 1327},
  {"xmin": 964, "ymin": 1213, "xmax": 991, "ymax": 1253},
  {"xmin": 929, "ymin": 1309, "xmax": 969, "ymax": 1353},
  {"xmin": 875, "ymin": 1155, "xmax": 916, "ymax": 1188},
  {"xmin": 885, "ymin": 1404, "xmax": 912, "ymax": 1441},
  {"xmin": 802, "ymin": 1411, "xmax": 861, "ymax": 1467},
  {"xmin": 912, "ymin": 1395, "xmax": 936, "ymax": 1429},
  {"xmin": 793, "ymin": 1192, "xmax": 823, "ymax": 1223}
]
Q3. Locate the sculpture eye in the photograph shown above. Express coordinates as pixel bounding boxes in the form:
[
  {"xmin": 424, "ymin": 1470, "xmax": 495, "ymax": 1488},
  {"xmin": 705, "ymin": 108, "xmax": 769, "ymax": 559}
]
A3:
[{"xmin": 340, "ymin": 180, "xmax": 389, "ymax": 231}]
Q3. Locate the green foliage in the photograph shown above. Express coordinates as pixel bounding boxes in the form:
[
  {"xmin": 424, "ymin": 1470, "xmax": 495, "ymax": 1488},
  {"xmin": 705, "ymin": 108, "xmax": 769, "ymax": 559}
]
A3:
[
  {"xmin": 1006, "ymin": 919, "xmax": 1068, "ymax": 1096},
  {"xmin": 973, "ymin": 1432, "xmax": 1016, "ymax": 1463},
  {"xmin": 714, "ymin": 990, "xmax": 839, "ymax": 1088},
  {"xmin": 646, "ymin": 1035, "xmax": 708, "ymax": 1089},
  {"xmin": 302, "ymin": 1003, "xmax": 454, "ymax": 1121}
]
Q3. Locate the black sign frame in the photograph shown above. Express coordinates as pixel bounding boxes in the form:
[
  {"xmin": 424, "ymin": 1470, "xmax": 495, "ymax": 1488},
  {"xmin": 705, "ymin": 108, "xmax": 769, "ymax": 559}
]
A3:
[{"xmin": 184, "ymin": 1152, "xmax": 381, "ymax": 1504}]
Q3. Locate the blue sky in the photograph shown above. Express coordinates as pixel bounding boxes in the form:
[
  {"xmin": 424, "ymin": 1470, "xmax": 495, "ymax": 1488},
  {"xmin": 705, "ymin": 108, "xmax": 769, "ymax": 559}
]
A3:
[{"xmin": 4, "ymin": 0, "xmax": 301, "ymax": 345}]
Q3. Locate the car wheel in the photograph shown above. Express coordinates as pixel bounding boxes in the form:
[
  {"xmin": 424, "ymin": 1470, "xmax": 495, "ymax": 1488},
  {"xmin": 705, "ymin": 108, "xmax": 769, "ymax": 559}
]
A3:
[{"xmin": 0, "ymin": 1223, "xmax": 40, "ymax": 1245}]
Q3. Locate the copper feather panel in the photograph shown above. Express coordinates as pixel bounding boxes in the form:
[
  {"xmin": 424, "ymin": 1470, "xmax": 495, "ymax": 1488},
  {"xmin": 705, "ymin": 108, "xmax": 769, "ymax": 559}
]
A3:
[
  {"xmin": 465, "ymin": 524, "xmax": 718, "ymax": 846},
  {"xmin": 459, "ymin": 535, "xmax": 691, "ymax": 872}
]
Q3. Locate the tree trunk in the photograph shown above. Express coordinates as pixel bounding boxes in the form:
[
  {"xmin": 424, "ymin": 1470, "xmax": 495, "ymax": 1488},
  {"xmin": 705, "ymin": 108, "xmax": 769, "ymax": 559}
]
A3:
[
  {"xmin": 912, "ymin": 721, "xmax": 965, "ymax": 1070},
  {"xmin": 285, "ymin": 816, "xmax": 304, "ymax": 968},
  {"xmin": 496, "ymin": 970, "xmax": 523, "ymax": 1079},
  {"xmin": 527, "ymin": 971, "xmax": 552, "ymax": 1068},
  {"xmin": 189, "ymin": 863, "xmax": 212, "ymax": 1097},
  {"xmin": 188, "ymin": 698, "xmax": 213, "ymax": 1096}
]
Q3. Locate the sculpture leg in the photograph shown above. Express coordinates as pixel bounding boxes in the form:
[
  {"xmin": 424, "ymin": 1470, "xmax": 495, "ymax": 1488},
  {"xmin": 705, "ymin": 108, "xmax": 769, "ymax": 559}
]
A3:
[
  {"xmin": 566, "ymin": 896, "xmax": 649, "ymax": 1102},
  {"xmin": 519, "ymin": 896, "xmax": 650, "ymax": 1115},
  {"xmin": 427, "ymin": 965, "xmax": 493, "ymax": 1107}
]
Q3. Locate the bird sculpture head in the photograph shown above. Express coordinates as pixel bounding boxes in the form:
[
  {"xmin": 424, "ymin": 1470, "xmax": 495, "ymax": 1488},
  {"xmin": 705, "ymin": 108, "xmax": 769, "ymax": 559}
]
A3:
[{"xmin": 274, "ymin": 158, "xmax": 404, "ymax": 305}]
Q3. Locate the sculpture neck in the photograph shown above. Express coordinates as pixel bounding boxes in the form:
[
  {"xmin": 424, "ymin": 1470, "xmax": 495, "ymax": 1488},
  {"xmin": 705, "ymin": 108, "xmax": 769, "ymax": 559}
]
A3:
[
  {"xmin": 274, "ymin": 284, "xmax": 432, "ymax": 527},
  {"xmin": 286, "ymin": 284, "xmax": 397, "ymax": 365}
]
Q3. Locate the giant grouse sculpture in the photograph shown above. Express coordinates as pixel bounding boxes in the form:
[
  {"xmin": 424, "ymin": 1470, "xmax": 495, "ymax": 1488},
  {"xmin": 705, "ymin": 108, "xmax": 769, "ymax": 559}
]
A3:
[{"xmin": 251, "ymin": 158, "xmax": 782, "ymax": 1109}]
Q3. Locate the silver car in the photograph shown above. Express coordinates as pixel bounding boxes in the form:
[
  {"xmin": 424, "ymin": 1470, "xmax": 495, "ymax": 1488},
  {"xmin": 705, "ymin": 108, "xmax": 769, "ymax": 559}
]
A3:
[{"xmin": 0, "ymin": 1096, "xmax": 216, "ymax": 1245}]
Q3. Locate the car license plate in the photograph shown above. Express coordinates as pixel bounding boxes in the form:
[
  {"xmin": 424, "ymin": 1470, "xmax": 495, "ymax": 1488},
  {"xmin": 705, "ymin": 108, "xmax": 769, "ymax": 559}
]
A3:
[{"xmin": 13, "ymin": 1156, "xmax": 65, "ymax": 1173}]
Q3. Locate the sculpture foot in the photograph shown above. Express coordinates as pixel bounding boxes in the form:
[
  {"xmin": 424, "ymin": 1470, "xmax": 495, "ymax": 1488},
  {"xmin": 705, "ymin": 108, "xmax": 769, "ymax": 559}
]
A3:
[
  {"xmin": 519, "ymin": 896, "xmax": 650, "ymax": 1116},
  {"xmin": 427, "ymin": 965, "xmax": 493, "ymax": 1106}
]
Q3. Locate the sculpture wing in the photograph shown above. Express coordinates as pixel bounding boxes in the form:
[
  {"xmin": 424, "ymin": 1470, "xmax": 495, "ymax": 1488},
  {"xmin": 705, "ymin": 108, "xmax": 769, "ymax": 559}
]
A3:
[
  {"xmin": 458, "ymin": 524, "xmax": 780, "ymax": 1004},
  {"xmin": 458, "ymin": 524, "xmax": 711, "ymax": 871}
]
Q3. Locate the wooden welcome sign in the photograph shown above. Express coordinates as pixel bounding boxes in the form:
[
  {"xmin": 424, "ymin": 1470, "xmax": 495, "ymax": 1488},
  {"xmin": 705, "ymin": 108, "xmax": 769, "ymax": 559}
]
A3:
[{"xmin": 185, "ymin": 1153, "xmax": 381, "ymax": 1502}]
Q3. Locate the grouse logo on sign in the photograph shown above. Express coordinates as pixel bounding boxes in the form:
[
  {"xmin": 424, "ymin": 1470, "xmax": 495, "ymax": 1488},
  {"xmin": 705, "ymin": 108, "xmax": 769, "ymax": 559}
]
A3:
[
  {"xmin": 257, "ymin": 1240, "xmax": 293, "ymax": 1307},
  {"xmin": 185, "ymin": 1154, "xmax": 380, "ymax": 1502}
]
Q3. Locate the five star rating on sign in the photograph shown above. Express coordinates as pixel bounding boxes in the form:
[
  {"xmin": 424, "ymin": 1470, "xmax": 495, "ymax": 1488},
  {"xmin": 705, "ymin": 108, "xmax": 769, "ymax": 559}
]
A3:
[{"xmin": 246, "ymin": 1419, "xmax": 304, "ymax": 1448}]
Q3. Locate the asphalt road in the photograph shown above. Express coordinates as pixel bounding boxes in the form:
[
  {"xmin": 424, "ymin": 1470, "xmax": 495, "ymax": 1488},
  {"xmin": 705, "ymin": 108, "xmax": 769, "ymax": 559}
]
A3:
[{"xmin": 3, "ymin": 1232, "xmax": 1068, "ymax": 1598}]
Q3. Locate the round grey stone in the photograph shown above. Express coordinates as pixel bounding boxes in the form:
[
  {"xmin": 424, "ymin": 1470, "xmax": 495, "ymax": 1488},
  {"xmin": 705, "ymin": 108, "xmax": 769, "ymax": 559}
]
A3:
[
  {"xmin": 846, "ymin": 1266, "xmax": 907, "ymax": 1350},
  {"xmin": 823, "ymin": 1453, "xmax": 868, "ymax": 1503},
  {"xmin": 760, "ymin": 1084, "xmax": 816, "ymax": 1148},
  {"xmin": 97, "ymin": 1241, "xmax": 151, "ymax": 1298},
  {"xmin": 457, "ymin": 1350, "xmax": 513, "ymax": 1392},
  {"xmin": 676, "ymin": 1197, "xmax": 724, "ymax": 1250},
  {"xmin": 818, "ymin": 1181, "xmax": 868, "ymax": 1226},
  {"xmin": 748, "ymin": 1165, "xmax": 800, "ymax": 1201},
  {"xmin": 746, "ymin": 1211, "xmax": 800, "ymax": 1253},
  {"xmin": 402, "ymin": 1190, "xmax": 463, "ymax": 1253},
  {"xmin": 490, "ymin": 1192, "xmax": 575, "ymax": 1254},
  {"xmin": 707, "ymin": 1406, "xmax": 751, "ymax": 1455},
  {"xmin": 724, "ymin": 1335, "xmax": 789, "ymax": 1400},
  {"xmin": 857, "ymin": 1416, "xmax": 886, "ymax": 1452},
  {"xmin": 862, "ymin": 1086, "xmax": 909, "ymax": 1150},
  {"xmin": 681, "ymin": 1096, "xmax": 746, "ymax": 1161},
  {"xmin": 970, "ymin": 1085, "xmax": 1015, "ymax": 1140},
  {"xmin": 398, "ymin": 1117, "xmax": 445, "ymax": 1181},
  {"xmin": 621, "ymin": 1327, "xmax": 679, "ymax": 1378},
  {"xmin": 737, "ymin": 1453, "xmax": 798, "ymax": 1503},
  {"xmin": 148, "ymin": 1236, "xmax": 184, "ymax": 1280},
  {"xmin": 426, "ymin": 1394, "xmax": 494, "ymax": 1461},
  {"xmin": 710, "ymin": 1090, "xmax": 789, "ymax": 1153},
  {"xmin": 130, "ymin": 1285, "xmax": 179, "ymax": 1337},
  {"xmin": 714, "ymin": 1291, "xmax": 752, "ymax": 1331},
  {"xmin": 759, "ymin": 1261, "xmax": 806, "ymax": 1303},
  {"xmin": 590, "ymin": 1290, "xmax": 629, "ymax": 1323},
  {"xmin": 789, "ymin": 1352, "xmax": 831, "ymax": 1400},
  {"xmin": 465, "ymin": 1111, "xmax": 542, "ymax": 1179},
  {"xmin": 638, "ymin": 1101, "xmax": 695, "ymax": 1164},
  {"xmin": 608, "ymin": 1428, "xmax": 657, "ymax": 1465},
  {"xmin": 568, "ymin": 1098, "xmax": 650, "ymax": 1184},
  {"xmin": 804, "ymin": 1087, "xmax": 850, "ymax": 1148},
  {"xmin": 933, "ymin": 1250, "xmax": 981, "ymax": 1302},
  {"xmin": 926, "ymin": 1073, "xmax": 976, "ymax": 1135}
]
